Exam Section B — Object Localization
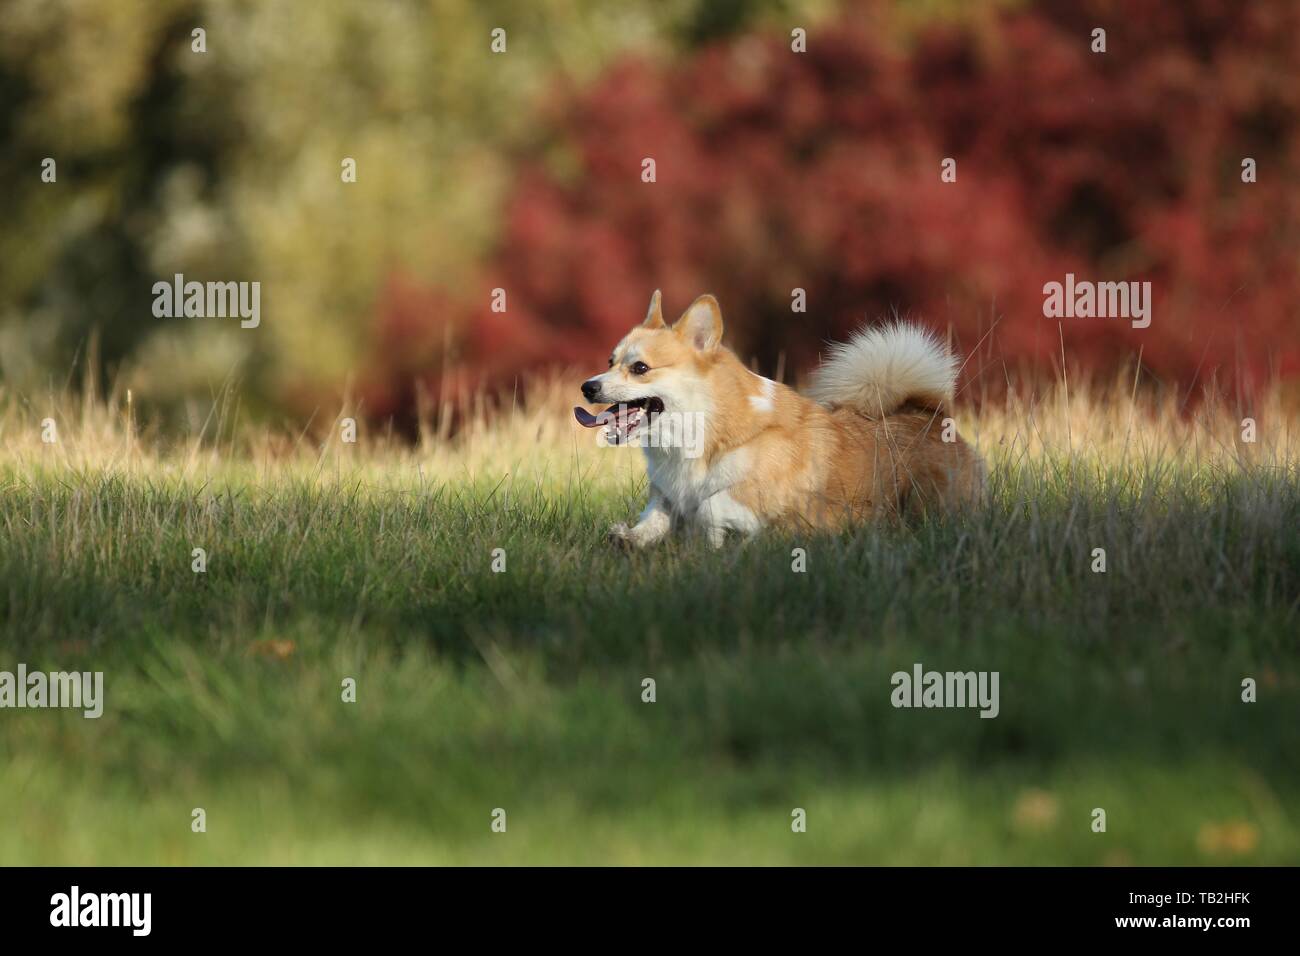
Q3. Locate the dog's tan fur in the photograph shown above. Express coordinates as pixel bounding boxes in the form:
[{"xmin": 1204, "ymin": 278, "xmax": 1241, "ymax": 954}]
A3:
[{"xmin": 580, "ymin": 291, "xmax": 984, "ymax": 546}]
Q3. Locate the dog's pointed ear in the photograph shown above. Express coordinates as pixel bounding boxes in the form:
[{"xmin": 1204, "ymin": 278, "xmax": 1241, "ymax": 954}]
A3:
[
  {"xmin": 673, "ymin": 295, "xmax": 723, "ymax": 351},
  {"xmin": 641, "ymin": 289, "xmax": 666, "ymax": 329}
]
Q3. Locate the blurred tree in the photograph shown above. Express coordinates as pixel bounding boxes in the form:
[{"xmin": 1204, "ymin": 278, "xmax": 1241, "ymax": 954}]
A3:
[
  {"xmin": 1, "ymin": 0, "xmax": 209, "ymax": 387},
  {"xmin": 4, "ymin": 0, "xmax": 836, "ymax": 415},
  {"xmin": 365, "ymin": 0, "xmax": 1300, "ymax": 419},
  {"xmin": 7, "ymin": 0, "xmax": 1290, "ymax": 425}
]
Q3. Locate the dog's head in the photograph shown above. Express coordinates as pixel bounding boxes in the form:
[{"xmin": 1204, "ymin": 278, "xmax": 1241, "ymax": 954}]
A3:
[{"xmin": 574, "ymin": 290, "xmax": 723, "ymax": 444}]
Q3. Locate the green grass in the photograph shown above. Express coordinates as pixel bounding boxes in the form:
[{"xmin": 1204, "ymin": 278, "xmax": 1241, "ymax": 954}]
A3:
[{"xmin": 1, "ymin": 413, "xmax": 1297, "ymax": 864}]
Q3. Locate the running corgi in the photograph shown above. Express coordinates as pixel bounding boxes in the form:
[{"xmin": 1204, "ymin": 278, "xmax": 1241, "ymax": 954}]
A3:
[{"xmin": 575, "ymin": 291, "xmax": 984, "ymax": 546}]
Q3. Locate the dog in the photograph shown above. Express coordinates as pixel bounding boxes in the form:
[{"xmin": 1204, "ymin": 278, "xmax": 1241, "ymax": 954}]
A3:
[{"xmin": 575, "ymin": 291, "xmax": 985, "ymax": 547}]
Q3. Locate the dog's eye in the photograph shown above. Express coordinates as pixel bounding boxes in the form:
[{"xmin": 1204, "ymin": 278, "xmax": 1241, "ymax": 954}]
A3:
[
  {"xmin": 630, "ymin": 361, "xmax": 650, "ymax": 375},
  {"xmin": 608, "ymin": 356, "xmax": 614, "ymax": 368}
]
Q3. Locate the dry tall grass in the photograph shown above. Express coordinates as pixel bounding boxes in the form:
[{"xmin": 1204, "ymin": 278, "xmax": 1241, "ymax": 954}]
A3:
[{"xmin": 2, "ymin": 372, "xmax": 1294, "ymax": 496}]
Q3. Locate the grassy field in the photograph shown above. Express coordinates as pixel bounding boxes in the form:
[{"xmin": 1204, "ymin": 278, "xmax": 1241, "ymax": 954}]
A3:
[{"xmin": 0, "ymin": 376, "xmax": 1297, "ymax": 865}]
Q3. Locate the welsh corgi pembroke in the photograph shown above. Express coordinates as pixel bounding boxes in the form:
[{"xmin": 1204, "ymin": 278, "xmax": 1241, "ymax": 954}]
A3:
[{"xmin": 575, "ymin": 291, "xmax": 985, "ymax": 547}]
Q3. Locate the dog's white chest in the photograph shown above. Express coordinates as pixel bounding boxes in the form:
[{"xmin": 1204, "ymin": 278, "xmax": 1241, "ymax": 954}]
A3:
[
  {"xmin": 644, "ymin": 446, "xmax": 754, "ymax": 522},
  {"xmin": 644, "ymin": 449, "xmax": 709, "ymax": 512}
]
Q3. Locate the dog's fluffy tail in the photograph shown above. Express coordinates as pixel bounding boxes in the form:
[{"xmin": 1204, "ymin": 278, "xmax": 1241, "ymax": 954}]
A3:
[{"xmin": 806, "ymin": 321, "xmax": 958, "ymax": 417}]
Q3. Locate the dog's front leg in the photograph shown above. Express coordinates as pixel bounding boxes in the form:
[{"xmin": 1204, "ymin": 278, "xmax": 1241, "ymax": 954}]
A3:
[
  {"xmin": 693, "ymin": 490, "xmax": 761, "ymax": 549},
  {"xmin": 609, "ymin": 493, "xmax": 672, "ymax": 549}
]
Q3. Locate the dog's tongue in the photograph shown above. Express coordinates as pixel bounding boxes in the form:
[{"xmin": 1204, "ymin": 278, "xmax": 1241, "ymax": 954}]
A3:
[
  {"xmin": 574, "ymin": 403, "xmax": 642, "ymax": 442},
  {"xmin": 573, "ymin": 405, "xmax": 614, "ymax": 428}
]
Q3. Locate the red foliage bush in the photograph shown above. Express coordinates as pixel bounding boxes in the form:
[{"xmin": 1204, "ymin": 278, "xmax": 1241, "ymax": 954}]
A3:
[{"xmin": 365, "ymin": 0, "xmax": 1300, "ymax": 420}]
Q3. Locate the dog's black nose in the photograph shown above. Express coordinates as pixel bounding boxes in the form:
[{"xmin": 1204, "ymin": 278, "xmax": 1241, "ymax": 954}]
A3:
[{"xmin": 581, "ymin": 379, "xmax": 601, "ymax": 402}]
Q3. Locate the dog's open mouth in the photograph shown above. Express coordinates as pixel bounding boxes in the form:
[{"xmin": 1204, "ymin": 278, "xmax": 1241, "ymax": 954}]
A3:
[{"xmin": 574, "ymin": 397, "xmax": 665, "ymax": 443}]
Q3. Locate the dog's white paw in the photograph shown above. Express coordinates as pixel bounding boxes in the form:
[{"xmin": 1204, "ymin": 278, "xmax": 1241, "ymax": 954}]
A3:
[
  {"xmin": 607, "ymin": 522, "xmax": 634, "ymax": 548},
  {"xmin": 608, "ymin": 521, "xmax": 665, "ymax": 549}
]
